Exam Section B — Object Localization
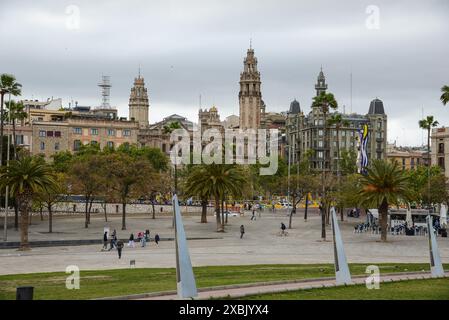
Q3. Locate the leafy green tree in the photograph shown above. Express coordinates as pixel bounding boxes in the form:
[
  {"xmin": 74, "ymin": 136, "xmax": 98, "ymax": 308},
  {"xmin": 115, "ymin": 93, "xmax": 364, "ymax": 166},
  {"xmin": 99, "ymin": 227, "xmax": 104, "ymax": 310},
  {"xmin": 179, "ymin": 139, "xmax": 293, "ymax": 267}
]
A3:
[
  {"xmin": 357, "ymin": 160, "xmax": 411, "ymax": 241},
  {"xmin": 51, "ymin": 151, "xmax": 73, "ymax": 173},
  {"xmin": 104, "ymin": 153, "xmax": 153, "ymax": 230},
  {"xmin": 340, "ymin": 149, "xmax": 358, "ymax": 175},
  {"xmin": 0, "ymin": 156, "xmax": 56, "ymax": 250},
  {"xmin": 68, "ymin": 154, "xmax": 106, "ymax": 228}
]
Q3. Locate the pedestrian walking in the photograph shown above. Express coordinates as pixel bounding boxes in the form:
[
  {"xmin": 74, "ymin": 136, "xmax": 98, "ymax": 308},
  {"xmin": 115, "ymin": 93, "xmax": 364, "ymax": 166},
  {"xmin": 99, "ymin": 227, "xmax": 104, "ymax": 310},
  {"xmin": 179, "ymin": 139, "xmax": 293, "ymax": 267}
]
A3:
[
  {"xmin": 140, "ymin": 234, "xmax": 146, "ymax": 247},
  {"xmin": 154, "ymin": 234, "xmax": 160, "ymax": 245},
  {"xmin": 128, "ymin": 233, "xmax": 135, "ymax": 247},
  {"xmin": 281, "ymin": 222, "xmax": 286, "ymax": 235},
  {"xmin": 240, "ymin": 225, "xmax": 245, "ymax": 239},
  {"xmin": 102, "ymin": 231, "xmax": 108, "ymax": 250},
  {"xmin": 116, "ymin": 240, "xmax": 124, "ymax": 259},
  {"xmin": 251, "ymin": 209, "xmax": 256, "ymax": 220},
  {"xmin": 109, "ymin": 234, "xmax": 117, "ymax": 251}
]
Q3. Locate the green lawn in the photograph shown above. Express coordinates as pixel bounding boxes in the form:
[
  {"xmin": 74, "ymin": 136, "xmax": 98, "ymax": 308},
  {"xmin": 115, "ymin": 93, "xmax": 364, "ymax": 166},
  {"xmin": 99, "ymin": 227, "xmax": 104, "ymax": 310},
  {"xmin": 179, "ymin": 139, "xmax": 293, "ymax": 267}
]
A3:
[
  {"xmin": 241, "ymin": 278, "xmax": 449, "ymax": 300},
  {"xmin": 0, "ymin": 263, "xmax": 446, "ymax": 300}
]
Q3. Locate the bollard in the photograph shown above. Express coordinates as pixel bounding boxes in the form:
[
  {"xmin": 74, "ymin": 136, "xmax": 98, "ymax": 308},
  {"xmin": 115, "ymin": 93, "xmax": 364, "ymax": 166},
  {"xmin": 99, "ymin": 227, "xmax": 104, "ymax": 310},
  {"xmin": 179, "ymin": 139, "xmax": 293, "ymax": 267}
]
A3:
[{"xmin": 16, "ymin": 286, "xmax": 34, "ymax": 300}]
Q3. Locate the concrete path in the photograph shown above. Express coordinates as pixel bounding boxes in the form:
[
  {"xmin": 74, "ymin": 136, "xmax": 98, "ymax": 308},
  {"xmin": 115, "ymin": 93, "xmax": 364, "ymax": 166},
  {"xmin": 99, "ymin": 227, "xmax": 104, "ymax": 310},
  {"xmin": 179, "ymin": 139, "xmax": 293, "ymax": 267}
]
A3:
[
  {"xmin": 133, "ymin": 271, "xmax": 449, "ymax": 300},
  {"xmin": 1, "ymin": 210, "xmax": 448, "ymax": 275}
]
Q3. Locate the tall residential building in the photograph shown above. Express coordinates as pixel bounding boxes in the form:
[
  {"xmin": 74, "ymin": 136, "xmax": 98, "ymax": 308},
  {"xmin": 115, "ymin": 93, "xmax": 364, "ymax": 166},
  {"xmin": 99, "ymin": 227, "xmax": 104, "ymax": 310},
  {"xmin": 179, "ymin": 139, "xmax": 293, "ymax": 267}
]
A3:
[
  {"xmin": 431, "ymin": 127, "xmax": 449, "ymax": 178},
  {"xmin": 129, "ymin": 73, "xmax": 150, "ymax": 128},
  {"xmin": 239, "ymin": 46, "xmax": 262, "ymax": 130},
  {"xmin": 286, "ymin": 69, "xmax": 388, "ymax": 171}
]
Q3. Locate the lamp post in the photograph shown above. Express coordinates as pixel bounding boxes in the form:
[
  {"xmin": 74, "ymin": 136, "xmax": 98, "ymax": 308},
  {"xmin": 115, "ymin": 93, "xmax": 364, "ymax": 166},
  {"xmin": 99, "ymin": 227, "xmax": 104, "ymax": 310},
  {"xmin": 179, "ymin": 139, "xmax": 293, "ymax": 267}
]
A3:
[{"xmin": 3, "ymin": 92, "xmax": 11, "ymax": 241}]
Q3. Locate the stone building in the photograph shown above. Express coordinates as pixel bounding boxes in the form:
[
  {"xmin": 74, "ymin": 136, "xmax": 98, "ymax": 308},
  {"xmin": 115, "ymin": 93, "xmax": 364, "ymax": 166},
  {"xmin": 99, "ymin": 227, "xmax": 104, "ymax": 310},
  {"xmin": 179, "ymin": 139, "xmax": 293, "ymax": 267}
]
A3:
[
  {"xmin": 387, "ymin": 143, "xmax": 429, "ymax": 170},
  {"xmin": 128, "ymin": 73, "xmax": 149, "ymax": 128},
  {"xmin": 431, "ymin": 127, "xmax": 449, "ymax": 178},
  {"xmin": 137, "ymin": 114, "xmax": 193, "ymax": 155},
  {"xmin": 286, "ymin": 69, "xmax": 388, "ymax": 171},
  {"xmin": 239, "ymin": 46, "xmax": 263, "ymax": 130},
  {"xmin": 198, "ymin": 106, "xmax": 222, "ymax": 133}
]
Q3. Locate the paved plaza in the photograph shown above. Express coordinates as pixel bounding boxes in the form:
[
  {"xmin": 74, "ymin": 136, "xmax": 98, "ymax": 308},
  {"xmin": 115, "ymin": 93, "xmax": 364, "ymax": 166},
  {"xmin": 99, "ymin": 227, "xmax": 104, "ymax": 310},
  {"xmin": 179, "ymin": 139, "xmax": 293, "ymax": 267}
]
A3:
[{"xmin": 0, "ymin": 208, "xmax": 448, "ymax": 275}]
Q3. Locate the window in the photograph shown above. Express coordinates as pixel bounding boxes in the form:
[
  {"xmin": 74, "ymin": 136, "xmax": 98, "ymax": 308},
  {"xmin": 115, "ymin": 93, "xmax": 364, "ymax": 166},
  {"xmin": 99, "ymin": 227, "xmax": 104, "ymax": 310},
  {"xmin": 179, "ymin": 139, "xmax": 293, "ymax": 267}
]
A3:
[
  {"xmin": 318, "ymin": 130, "xmax": 323, "ymax": 136},
  {"xmin": 438, "ymin": 157, "xmax": 445, "ymax": 170},
  {"xmin": 91, "ymin": 140, "xmax": 98, "ymax": 146},
  {"xmin": 91, "ymin": 128, "xmax": 98, "ymax": 135},
  {"xmin": 376, "ymin": 132, "xmax": 382, "ymax": 139},
  {"xmin": 341, "ymin": 141, "xmax": 346, "ymax": 147},
  {"xmin": 317, "ymin": 151, "xmax": 324, "ymax": 159},
  {"xmin": 107, "ymin": 129, "xmax": 115, "ymax": 136},
  {"xmin": 342, "ymin": 131, "xmax": 346, "ymax": 136},
  {"xmin": 55, "ymin": 131, "xmax": 61, "ymax": 137},
  {"xmin": 438, "ymin": 143, "xmax": 444, "ymax": 154},
  {"xmin": 123, "ymin": 129, "xmax": 131, "ymax": 136},
  {"xmin": 55, "ymin": 142, "xmax": 60, "ymax": 151},
  {"xmin": 318, "ymin": 119, "xmax": 324, "ymax": 125},
  {"xmin": 377, "ymin": 121, "xmax": 382, "ymax": 129},
  {"xmin": 73, "ymin": 127, "xmax": 82, "ymax": 134},
  {"xmin": 73, "ymin": 140, "xmax": 81, "ymax": 151},
  {"xmin": 47, "ymin": 131, "xmax": 54, "ymax": 137},
  {"xmin": 39, "ymin": 130, "xmax": 46, "ymax": 137},
  {"xmin": 107, "ymin": 141, "xmax": 114, "ymax": 149},
  {"xmin": 15, "ymin": 135, "xmax": 24, "ymax": 145},
  {"xmin": 40, "ymin": 142, "xmax": 45, "ymax": 150},
  {"xmin": 318, "ymin": 140, "xmax": 323, "ymax": 148}
]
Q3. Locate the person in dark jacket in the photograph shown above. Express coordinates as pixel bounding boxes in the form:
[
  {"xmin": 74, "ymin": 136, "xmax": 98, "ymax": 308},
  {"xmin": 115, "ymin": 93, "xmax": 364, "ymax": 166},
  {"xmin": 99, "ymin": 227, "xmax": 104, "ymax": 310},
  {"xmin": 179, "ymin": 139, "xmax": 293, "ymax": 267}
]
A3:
[
  {"xmin": 102, "ymin": 231, "xmax": 108, "ymax": 250},
  {"xmin": 240, "ymin": 225, "xmax": 245, "ymax": 239},
  {"xmin": 128, "ymin": 233, "xmax": 135, "ymax": 248},
  {"xmin": 116, "ymin": 240, "xmax": 124, "ymax": 259},
  {"xmin": 154, "ymin": 234, "xmax": 160, "ymax": 245}
]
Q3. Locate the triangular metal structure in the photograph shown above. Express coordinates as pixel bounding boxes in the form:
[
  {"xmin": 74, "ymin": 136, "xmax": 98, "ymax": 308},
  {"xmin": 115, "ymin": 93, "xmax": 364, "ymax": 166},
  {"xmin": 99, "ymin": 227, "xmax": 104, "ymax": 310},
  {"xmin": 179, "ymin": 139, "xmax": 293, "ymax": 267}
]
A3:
[
  {"xmin": 331, "ymin": 207, "xmax": 352, "ymax": 285},
  {"xmin": 426, "ymin": 215, "xmax": 444, "ymax": 277},
  {"xmin": 172, "ymin": 194, "xmax": 198, "ymax": 299}
]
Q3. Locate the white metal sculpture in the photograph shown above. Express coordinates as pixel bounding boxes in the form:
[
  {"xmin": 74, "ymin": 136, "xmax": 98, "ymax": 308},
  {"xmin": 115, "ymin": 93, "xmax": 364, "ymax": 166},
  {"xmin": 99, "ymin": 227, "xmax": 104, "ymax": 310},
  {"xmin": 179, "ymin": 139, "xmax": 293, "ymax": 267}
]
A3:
[
  {"xmin": 331, "ymin": 207, "xmax": 352, "ymax": 285},
  {"xmin": 426, "ymin": 215, "xmax": 444, "ymax": 277},
  {"xmin": 173, "ymin": 194, "xmax": 198, "ymax": 298}
]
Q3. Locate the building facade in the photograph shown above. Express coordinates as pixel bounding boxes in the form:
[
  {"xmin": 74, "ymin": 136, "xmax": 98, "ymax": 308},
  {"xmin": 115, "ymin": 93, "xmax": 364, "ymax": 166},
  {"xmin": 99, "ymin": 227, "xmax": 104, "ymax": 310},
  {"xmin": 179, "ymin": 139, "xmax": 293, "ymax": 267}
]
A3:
[
  {"xmin": 287, "ymin": 69, "xmax": 388, "ymax": 171},
  {"xmin": 198, "ymin": 106, "xmax": 222, "ymax": 133},
  {"xmin": 387, "ymin": 143, "xmax": 429, "ymax": 170},
  {"xmin": 431, "ymin": 127, "xmax": 449, "ymax": 178}
]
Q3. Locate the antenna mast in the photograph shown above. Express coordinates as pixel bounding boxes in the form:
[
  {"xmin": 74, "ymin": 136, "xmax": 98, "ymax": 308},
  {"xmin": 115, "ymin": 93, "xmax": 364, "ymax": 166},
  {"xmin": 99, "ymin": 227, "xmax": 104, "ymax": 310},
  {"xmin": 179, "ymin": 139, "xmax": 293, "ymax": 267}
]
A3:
[{"xmin": 98, "ymin": 75, "xmax": 112, "ymax": 109}]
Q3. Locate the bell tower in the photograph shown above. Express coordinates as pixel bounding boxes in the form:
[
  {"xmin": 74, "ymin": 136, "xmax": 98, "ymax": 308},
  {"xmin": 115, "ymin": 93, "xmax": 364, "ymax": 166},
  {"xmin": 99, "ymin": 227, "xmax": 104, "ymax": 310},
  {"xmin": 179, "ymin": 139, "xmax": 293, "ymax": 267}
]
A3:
[
  {"xmin": 239, "ymin": 44, "xmax": 262, "ymax": 129},
  {"xmin": 129, "ymin": 70, "xmax": 149, "ymax": 128}
]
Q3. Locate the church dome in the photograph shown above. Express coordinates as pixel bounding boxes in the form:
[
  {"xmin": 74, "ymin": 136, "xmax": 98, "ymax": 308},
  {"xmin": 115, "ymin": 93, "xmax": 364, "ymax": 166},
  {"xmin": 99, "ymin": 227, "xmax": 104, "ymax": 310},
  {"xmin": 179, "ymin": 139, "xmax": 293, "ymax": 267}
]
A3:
[
  {"xmin": 289, "ymin": 99, "xmax": 301, "ymax": 114},
  {"xmin": 368, "ymin": 98, "xmax": 385, "ymax": 115},
  {"xmin": 210, "ymin": 106, "xmax": 217, "ymax": 112}
]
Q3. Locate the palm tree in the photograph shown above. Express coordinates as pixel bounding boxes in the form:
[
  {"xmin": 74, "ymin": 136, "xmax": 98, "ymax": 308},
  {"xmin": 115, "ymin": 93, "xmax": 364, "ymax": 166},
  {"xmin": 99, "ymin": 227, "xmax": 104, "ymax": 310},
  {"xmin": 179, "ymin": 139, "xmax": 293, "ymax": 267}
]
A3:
[
  {"xmin": 0, "ymin": 74, "xmax": 22, "ymax": 165},
  {"xmin": 184, "ymin": 164, "xmax": 246, "ymax": 232},
  {"xmin": 441, "ymin": 85, "xmax": 449, "ymax": 106},
  {"xmin": 312, "ymin": 91, "xmax": 338, "ymax": 240},
  {"xmin": 419, "ymin": 116, "xmax": 439, "ymax": 204},
  {"xmin": 184, "ymin": 166, "xmax": 211, "ymax": 223},
  {"xmin": 0, "ymin": 157, "xmax": 57, "ymax": 250},
  {"xmin": 5, "ymin": 100, "xmax": 27, "ymax": 159},
  {"xmin": 357, "ymin": 160, "xmax": 410, "ymax": 242}
]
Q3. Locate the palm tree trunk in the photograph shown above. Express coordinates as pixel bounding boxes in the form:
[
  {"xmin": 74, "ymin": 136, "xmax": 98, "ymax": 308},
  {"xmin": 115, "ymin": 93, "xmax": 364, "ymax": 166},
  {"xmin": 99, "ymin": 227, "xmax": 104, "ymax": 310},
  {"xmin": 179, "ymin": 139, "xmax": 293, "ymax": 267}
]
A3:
[
  {"xmin": 321, "ymin": 206, "xmax": 326, "ymax": 240},
  {"xmin": 379, "ymin": 198, "xmax": 389, "ymax": 242},
  {"xmin": 48, "ymin": 204, "xmax": 53, "ymax": 233},
  {"xmin": 103, "ymin": 203, "xmax": 108, "ymax": 222},
  {"xmin": 39, "ymin": 207, "xmax": 43, "ymax": 221},
  {"xmin": 340, "ymin": 206, "xmax": 344, "ymax": 222},
  {"xmin": 121, "ymin": 202, "xmax": 126, "ymax": 230},
  {"xmin": 201, "ymin": 199, "xmax": 208, "ymax": 223},
  {"xmin": 215, "ymin": 196, "xmax": 223, "ymax": 232},
  {"xmin": 18, "ymin": 192, "xmax": 31, "ymax": 250}
]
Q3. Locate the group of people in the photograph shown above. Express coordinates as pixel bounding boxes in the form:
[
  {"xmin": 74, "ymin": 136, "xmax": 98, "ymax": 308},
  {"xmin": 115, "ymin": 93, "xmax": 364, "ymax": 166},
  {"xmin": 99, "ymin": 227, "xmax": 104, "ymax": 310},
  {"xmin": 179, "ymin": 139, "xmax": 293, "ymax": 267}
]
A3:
[{"xmin": 102, "ymin": 229, "xmax": 161, "ymax": 259}]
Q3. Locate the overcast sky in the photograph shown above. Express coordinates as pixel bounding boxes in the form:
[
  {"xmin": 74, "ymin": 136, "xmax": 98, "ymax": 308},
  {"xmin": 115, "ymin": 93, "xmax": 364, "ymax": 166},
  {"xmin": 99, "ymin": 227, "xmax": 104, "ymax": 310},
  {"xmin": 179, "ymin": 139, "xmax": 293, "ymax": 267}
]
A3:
[{"xmin": 1, "ymin": 0, "xmax": 448, "ymax": 146}]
